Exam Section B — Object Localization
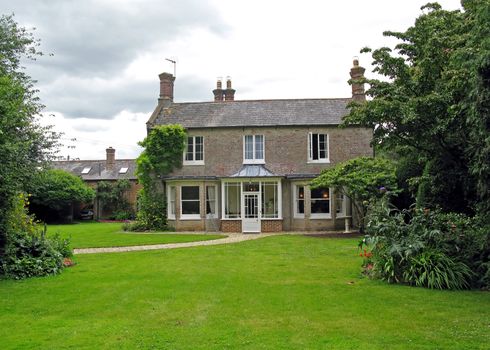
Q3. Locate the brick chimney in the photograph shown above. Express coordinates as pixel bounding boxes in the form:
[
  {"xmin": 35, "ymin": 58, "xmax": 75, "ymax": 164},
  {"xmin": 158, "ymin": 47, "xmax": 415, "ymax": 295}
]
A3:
[
  {"xmin": 106, "ymin": 147, "xmax": 115, "ymax": 170},
  {"xmin": 159, "ymin": 72, "xmax": 175, "ymax": 101},
  {"xmin": 224, "ymin": 77, "xmax": 235, "ymax": 101},
  {"xmin": 350, "ymin": 58, "xmax": 366, "ymax": 102},
  {"xmin": 213, "ymin": 78, "xmax": 224, "ymax": 101}
]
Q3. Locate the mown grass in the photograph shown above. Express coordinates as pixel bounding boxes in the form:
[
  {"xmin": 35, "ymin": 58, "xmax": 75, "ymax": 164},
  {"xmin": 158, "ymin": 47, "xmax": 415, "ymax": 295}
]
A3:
[
  {"xmin": 47, "ymin": 222, "xmax": 226, "ymax": 248},
  {"xmin": 1, "ymin": 235, "xmax": 488, "ymax": 349}
]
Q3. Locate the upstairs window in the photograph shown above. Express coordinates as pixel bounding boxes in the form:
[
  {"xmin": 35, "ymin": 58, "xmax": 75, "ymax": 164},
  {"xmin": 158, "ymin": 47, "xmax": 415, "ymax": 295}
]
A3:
[
  {"xmin": 184, "ymin": 136, "xmax": 204, "ymax": 165},
  {"xmin": 308, "ymin": 133, "xmax": 329, "ymax": 163},
  {"xmin": 243, "ymin": 135, "xmax": 264, "ymax": 164}
]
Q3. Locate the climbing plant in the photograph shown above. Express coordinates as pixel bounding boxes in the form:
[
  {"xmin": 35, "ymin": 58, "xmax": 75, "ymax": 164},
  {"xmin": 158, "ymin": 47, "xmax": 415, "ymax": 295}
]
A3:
[{"xmin": 131, "ymin": 124, "xmax": 186, "ymax": 230}]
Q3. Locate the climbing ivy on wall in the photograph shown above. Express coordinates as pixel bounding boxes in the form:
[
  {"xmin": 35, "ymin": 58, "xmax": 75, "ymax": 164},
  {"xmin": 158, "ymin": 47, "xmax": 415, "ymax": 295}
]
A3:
[{"xmin": 132, "ymin": 124, "xmax": 186, "ymax": 230}]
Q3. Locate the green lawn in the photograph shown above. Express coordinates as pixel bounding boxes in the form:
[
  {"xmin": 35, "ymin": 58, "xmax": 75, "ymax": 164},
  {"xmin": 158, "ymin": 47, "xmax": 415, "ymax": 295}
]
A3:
[
  {"xmin": 48, "ymin": 222, "xmax": 226, "ymax": 248},
  {"xmin": 1, "ymin": 235, "xmax": 489, "ymax": 349}
]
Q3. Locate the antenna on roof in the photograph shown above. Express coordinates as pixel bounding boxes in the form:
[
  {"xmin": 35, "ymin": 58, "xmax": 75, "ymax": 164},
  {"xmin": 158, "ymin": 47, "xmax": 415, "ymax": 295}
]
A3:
[{"xmin": 165, "ymin": 58, "xmax": 176, "ymax": 77}]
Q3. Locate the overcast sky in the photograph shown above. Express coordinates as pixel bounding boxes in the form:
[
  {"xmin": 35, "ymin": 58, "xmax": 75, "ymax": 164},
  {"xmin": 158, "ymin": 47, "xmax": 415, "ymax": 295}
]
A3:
[{"xmin": 2, "ymin": 0, "xmax": 462, "ymax": 160}]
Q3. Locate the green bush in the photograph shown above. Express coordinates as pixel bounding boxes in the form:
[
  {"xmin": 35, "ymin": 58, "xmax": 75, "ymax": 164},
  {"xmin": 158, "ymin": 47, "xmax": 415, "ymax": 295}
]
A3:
[
  {"xmin": 361, "ymin": 200, "xmax": 490, "ymax": 289},
  {"xmin": 0, "ymin": 193, "xmax": 72, "ymax": 280},
  {"xmin": 1, "ymin": 230, "xmax": 71, "ymax": 280}
]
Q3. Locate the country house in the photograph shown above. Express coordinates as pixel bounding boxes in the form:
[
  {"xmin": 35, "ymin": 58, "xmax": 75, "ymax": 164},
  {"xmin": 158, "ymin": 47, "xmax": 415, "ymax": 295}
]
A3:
[{"xmin": 147, "ymin": 59, "xmax": 372, "ymax": 233}]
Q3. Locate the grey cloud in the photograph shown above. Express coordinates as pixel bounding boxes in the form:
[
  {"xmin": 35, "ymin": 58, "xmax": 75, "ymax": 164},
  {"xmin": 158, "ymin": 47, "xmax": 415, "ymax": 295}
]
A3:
[{"xmin": 2, "ymin": 0, "xmax": 227, "ymax": 118}]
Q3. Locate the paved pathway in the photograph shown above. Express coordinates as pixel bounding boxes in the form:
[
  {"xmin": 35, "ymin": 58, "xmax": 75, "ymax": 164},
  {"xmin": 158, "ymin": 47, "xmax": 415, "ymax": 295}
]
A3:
[{"xmin": 73, "ymin": 233, "xmax": 274, "ymax": 255}]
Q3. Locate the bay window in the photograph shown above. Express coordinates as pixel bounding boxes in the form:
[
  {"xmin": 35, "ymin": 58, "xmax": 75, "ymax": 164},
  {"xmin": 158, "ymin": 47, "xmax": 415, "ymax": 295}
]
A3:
[{"xmin": 310, "ymin": 187, "xmax": 330, "ymax": 218}]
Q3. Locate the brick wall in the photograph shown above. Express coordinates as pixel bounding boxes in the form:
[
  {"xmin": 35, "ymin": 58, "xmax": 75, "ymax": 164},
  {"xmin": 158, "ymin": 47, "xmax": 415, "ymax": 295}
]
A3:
[
  {"xmin": 168, "ymin": 126, "xmax": 372, "ymax": 178},
  {"xmin": 261, "ymin": 220, "xmax": 283, "ymax": 232},
  {"xmin": 221, "ymin": 220, "xmax": 241, "ymax": 232}
]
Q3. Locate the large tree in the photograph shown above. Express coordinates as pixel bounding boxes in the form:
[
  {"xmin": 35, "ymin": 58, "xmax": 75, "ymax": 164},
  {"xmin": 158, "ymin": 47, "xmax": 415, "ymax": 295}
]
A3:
[
  {"xmin": 344, "ymin": 1, "xmax": 490, "ymax": 217},
  {"xmin": 0, "ymin": 15, "xmax": 58, "ymax": 254}
]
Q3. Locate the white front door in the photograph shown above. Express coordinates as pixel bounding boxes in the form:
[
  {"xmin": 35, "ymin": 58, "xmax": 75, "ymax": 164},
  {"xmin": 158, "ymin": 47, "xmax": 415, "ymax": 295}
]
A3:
[{"xmin": 242, "ymin": 193, "xmax": 261, "ymax": 232}]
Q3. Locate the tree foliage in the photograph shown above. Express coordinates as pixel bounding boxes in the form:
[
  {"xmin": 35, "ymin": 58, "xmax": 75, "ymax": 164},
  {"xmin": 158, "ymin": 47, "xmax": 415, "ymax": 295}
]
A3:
[
  {"xmin": 29, "ymin": 169, "xmax": 95, "ymax": 211},
  {"xmin": 343, "ymin": 1, "xmax": 490, "ymax": 216},
  {"xmin": 311, "ymin": 157, "xmax": 398, "ymax": 232},
  {"xmin": 133, "ymin": 125, "xmax": 186, "ymax": 230},
  {"xmin": 0, "ymin": 15, "xmax": 58, "ymax": 255},
  {"xmin": 96, "ymin": 180, "xmax": 133, "ymax": 219}
]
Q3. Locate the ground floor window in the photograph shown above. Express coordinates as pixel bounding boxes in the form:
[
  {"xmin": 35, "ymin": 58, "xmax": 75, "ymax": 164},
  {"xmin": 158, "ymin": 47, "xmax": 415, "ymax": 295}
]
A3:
[
  {"xmin": 294, "ymin": 185, "xmax": 305, "ymax": 218},
  {"xmin": 224, "ymin": 183, "xmax": 241, "ymax": 218},
  {"xmin": 310, "ymin": 187, "xmax": 330, "ymax": 218},
  {"xmin": 261, "ymin": 182, "xmax": 279, "ymax": 218},
  {"xmin": 206, "ymin": 185, "xmax": 217, "ymax": 218},
  {"xmin": 181, "ymin": 185, "xmax": 200, "ymax": 219},
  {"xmin": 167, "ymin": 185, "xmax": 176, "ymax": 219},
  {"xmin": 335, "ymin": 191, "xmax": 346, "ymax": 217}
]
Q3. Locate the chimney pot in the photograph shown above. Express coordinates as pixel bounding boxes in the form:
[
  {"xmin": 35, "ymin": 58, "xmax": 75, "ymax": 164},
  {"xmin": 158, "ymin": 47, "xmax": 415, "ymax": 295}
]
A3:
[{"xmin": 224, "ymin": 76, "xmax": 235, "ymax": 101}]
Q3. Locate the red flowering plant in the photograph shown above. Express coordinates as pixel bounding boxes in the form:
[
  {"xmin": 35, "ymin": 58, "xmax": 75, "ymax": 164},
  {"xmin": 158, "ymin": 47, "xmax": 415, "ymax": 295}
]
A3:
[{"xmin": 358, "ymin": 237, "xmax": 374, "ymax": 274}]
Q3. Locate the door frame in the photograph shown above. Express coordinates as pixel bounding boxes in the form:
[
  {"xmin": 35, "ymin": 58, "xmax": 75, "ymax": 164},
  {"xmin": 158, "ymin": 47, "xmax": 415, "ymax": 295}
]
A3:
[{"xmin": 242, "ymin": 191, "xmax": 261, "ymax": 233}]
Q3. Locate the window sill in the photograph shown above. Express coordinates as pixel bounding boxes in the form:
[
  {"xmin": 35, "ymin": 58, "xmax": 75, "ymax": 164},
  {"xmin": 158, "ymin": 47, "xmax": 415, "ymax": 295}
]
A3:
[
  {"xmin": 293, "ymin": 215, "xmax": 305, "ymax": 219},
  {"xmin": 180, "ymin": 215, "xmax": 201, "ymax": 220},
  {"xmin": 168, "ymin": 216, "xmax": 176, "ymax": 220},
  {"xmin": 310, "ymin": 215, "xmax": 332, "ymax": 220},
  {"xmin": 243, "ymin": 160, "xmax": 265, "ymax": 165},
  {"xmin": 222, "ymin": 217, "xmax": 241, "ymax": 220},
  {"xmin": 183, "ymin": 161, "xmax": 205, "ymax": 166},
  {"xmin": 307, "ymin": 159, "xmax": 330, "ymax": 164},
  {"xmin": 261, "ymin": 217, "xmax": 283, "ymax": 220}
]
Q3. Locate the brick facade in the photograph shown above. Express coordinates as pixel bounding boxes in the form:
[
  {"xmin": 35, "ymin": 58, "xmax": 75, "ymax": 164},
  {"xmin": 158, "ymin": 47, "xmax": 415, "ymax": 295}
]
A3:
[
  {"xmin": 221, "ymin": 220, "xmax": 242, "ymax": 233},
  {"xmin": 261, "ymin": 220, "xmax": 283, "ymax": 232}
]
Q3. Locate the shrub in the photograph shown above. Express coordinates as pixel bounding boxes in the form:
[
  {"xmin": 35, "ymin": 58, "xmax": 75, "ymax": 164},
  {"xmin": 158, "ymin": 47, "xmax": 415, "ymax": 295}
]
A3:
[
  {"xmin": 0, "ymin": 193, "xmax": 72, "ymax": 280},
  {"xmin": 360, "ymin": 200, "xmax": 490, "ymax": 289}
]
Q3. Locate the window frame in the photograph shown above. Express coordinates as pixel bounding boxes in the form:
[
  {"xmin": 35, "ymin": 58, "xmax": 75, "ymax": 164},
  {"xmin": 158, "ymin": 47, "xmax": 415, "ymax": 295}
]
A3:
[
  {"xmin": 293, "ymin": 184, "xmax": 305, "ymax": 219},
  {"xmin": 180, "ymin": 185, "xmax": 201, "ymax": 220},
  {"xmin": 183, "ymin": 136, "xmax": 205, "ymax": 165},
  {"xmin": 206, "ymin": 185, "xmax": 218, "ymax": 219},
  {"xmin": 307, "ymin": 132, "xmax": 329, "ymax": 163},
  {"xmin": 310, "ymin": 187, "xmax": 332, "ymax": 219},
  {"xmin": 167, "ymin": 185, "xmax": 176, "ymax": 220},
  {"xmin": 243, "ymin": 134, "xmax": 265, "ymax": 164},
  {"xmin": 335, "ymin": 190, "xmax": 347, "ymax": 218}
]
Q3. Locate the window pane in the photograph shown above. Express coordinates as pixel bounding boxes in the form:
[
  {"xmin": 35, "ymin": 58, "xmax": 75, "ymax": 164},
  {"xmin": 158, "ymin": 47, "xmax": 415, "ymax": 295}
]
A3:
[
  {"xmin": 297, "ymin": 186, "xmax": 304, "ymax": 200},
  {"xmin": 311, "ymin": 199, "xmax": 330, "ymax": 214},
  {"xmin": 182, "ymin": 200, "xmax": 200, "ymax": 215},
  {"xmin": 245, "ymin": 135, "xmax": 254, "ymax": 159},
  {"xmin": 311, "ymin": 188, "xmax": 329, "ymax": 199},
  {"xmin": 195, "ymin": 137, "xmax": 203, "ymax": 161},
  {"xmin": 255, "ymin": 135, "xmax": 264, "ymax": 160},
  {"xmin": 182, "ymin": 186, "xmax": 199, "ymax": 200},
  {"xmin": 298, "ymin": 200, "xmax": 304, "ymax": 214},
  {"xmin": 262, "ymin": 183, "xmax": 277, "ymax": 218},
  {"xmin": 243, "ymin": 182, "xmax": 259, "ymax": 192},
  {"xmin": 312, "ymin": 133, "xmax": 319, "ymax": 160},
  {"xmin": 225, "ymin": 183, "xmax": 241, "ymax": 218},
  {"xmin": 206, "ymin": 186, "xmax": 216, "ymax": 215},
  {"xmin": 185, "ymin": 137, "xmax": 194, "ymax": 161},
  {"xmin": 296, "ymin": 186, "xmax": 304, "ymax": 215},
  {"xmin": 319, "ymin": 134, "xmax": 326, "ymax": 159}
]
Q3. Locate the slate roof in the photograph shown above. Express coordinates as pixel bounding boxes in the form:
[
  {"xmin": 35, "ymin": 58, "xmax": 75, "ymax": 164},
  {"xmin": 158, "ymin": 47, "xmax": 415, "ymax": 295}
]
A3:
[
  {"xmin": 150, "ymin": 98, "xmax": 351, "ymax": 129},
  {"xmin": 51, "ymin": 159, "xmax": 137, "ymax": 181}
]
